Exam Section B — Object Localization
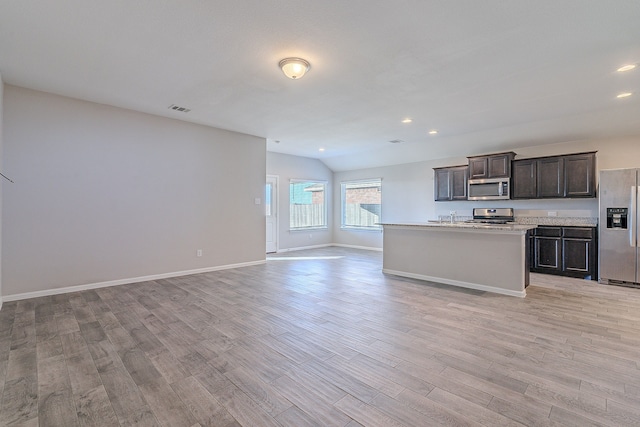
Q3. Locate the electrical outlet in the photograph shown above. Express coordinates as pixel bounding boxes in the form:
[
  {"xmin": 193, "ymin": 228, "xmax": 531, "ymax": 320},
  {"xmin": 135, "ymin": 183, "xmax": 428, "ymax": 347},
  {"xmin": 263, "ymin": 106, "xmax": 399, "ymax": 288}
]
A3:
[
  {"xmin": 197, "ymin": 249, "xmax": 203, "ymax": 257},
  {"xmin": 548, "ymin": 211, "xmax": 557, "ymax": 217}
]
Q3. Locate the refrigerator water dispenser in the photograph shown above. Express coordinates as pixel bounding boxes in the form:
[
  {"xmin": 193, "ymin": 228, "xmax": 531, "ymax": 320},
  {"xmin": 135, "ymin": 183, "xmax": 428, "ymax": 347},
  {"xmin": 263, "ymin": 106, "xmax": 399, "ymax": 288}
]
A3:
[{"xmin": 606, "ymin": 207, "xmax": 628, "ymax": 229}]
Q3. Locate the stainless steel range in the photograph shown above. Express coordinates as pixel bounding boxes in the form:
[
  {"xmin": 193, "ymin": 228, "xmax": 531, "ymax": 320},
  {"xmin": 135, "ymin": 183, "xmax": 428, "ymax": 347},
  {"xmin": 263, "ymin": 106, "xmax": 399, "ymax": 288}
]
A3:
[{"xmin": 466, "ymin": 207, "xmax": 515, "ymax": 224}]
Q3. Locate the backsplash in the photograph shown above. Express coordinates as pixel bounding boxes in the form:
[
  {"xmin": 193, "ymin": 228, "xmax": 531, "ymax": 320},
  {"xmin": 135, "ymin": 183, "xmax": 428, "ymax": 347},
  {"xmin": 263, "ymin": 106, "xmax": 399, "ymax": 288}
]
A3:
[
  {"xmin": 514, "ymin": 209, "xmax": 598, "ymax": 226},
  {"xmin": 433, "ymin": 214, "xmax": 599, "ymax": 226},
  {"xmin": 514, "ymin": 209, "xmax": 594, "ymax": 218},
  {"xmin": 514, "ymin": 216, "xmax": 598, "ymax": 226},
  {"xmin": 437, "ymin": 215, "xmax": 472, "ymax": 222}
]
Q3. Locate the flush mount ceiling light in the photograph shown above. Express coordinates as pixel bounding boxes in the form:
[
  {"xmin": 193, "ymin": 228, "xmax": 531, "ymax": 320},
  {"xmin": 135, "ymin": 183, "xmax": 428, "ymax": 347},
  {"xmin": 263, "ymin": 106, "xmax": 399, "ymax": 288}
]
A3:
[
  {"xmin": 279, "ymin": 57, "xmax": 310, "ymax": 79},
  {"xmin": 617, "ymin": 92, "xmax": 633, "ymax": 98},
  {"xmin": 401, "ymin": 118, "xmax": 413, "ymax": 123},
  {"xmin": 428, "ymin": 129, "xmax": 438, "ymax": 135}
]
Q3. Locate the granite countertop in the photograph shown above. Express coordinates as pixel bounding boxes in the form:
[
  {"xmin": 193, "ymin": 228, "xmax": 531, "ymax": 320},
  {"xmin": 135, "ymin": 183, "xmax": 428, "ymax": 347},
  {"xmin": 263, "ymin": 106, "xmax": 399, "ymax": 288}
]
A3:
[
  {"xmin": 380, "ymin": 222, "xmax": 537, "ymax": 232},
  {"xmin": 383, "ymin": 216, "xmax": 598, "ymax": 232}
]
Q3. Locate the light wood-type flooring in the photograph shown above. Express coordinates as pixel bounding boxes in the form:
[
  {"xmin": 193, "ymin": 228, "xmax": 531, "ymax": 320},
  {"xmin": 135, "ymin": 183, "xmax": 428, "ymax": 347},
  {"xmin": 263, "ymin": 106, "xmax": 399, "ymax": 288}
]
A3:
[{"xmin": 2, "ymin": 247, "xmax": 640, "ymax": 426}]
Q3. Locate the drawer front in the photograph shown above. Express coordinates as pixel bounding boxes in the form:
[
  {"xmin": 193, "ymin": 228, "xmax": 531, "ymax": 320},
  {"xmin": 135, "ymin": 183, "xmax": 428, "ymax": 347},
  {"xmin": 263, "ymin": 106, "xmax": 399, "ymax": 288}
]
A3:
[
  {"xmin": 562, "ymin": 227, "xmax": 594, "ymax": 239},
  {"xmin": 535, "ymin": 226, "xmax": 562, "ymax": 237}
]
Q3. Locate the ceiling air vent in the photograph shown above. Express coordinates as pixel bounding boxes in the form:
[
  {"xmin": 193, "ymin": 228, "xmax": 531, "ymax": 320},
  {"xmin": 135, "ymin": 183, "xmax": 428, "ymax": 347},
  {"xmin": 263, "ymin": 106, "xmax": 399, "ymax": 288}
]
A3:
[
  {"xmin": 168, "ymin": 104, "xmax": 191, "ymax": 113},
  {"xmin": 389, "ymin": 139, "xmax": 404, "ymax": 144}
]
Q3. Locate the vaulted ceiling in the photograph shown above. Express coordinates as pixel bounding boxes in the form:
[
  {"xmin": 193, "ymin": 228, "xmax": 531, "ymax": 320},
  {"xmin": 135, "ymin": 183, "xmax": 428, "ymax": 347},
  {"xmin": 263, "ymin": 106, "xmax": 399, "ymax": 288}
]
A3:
[{"xmin": 1, "ymin": 1, "xmax": 639, "ymax": 171}]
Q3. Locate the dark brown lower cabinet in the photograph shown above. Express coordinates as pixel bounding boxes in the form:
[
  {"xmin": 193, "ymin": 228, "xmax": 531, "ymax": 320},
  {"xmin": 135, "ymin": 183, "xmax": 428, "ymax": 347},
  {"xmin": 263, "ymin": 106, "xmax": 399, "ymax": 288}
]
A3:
[
  {"xmin": 563, "ymin": 238, "xmax": 592, "ymax": 274},
  {"xmin": 535, "ymin": 236, "xmax": 562, "ymax": 271},
  {"xmin": 531, "ymin": 226, "xmax": 597, "ymax": 280}
]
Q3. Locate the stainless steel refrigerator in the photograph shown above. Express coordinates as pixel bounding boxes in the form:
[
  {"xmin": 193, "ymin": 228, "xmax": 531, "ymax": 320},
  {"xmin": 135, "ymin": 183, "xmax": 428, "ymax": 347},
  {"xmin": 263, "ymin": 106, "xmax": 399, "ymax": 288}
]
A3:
[{"xmin": 599, "ymin": 168, "xmax": 640, "ymax": 285}]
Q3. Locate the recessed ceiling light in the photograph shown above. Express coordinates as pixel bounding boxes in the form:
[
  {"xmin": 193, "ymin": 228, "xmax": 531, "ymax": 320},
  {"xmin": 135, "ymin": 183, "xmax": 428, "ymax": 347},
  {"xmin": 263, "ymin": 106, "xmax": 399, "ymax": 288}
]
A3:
[
  {"xmin": 428, "ymin": 130, "xmax": 438, "ymax": 135},
  {"xmin": 617, "ymin": 92, "xmax": 633, "ymax": 98},
  {"xmin": 401, "ymin": 118, "xmax": 412, "ymax": 124},
  {"xmin": 319, "ymin": 148, "xmax": 325, "ymax": 152},
  {"xmin": 617, "ymin": 64, "xmax": 636, "ymax": 72}
]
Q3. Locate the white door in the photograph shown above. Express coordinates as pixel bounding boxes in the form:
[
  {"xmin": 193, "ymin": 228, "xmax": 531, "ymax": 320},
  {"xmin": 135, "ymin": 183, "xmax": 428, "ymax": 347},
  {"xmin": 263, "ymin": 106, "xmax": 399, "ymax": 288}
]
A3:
[{"xmin": 266, "ymin": 175, "xmax": 278, "ymax": 253}]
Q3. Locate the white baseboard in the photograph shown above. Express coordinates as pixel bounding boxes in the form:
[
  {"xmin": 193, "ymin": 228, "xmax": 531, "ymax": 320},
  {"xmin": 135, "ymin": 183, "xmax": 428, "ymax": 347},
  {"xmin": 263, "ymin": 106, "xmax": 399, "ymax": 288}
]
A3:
[
  {"xmin": 2, "ymin": 259, "xmax": 266, "ymax": 303},
  {"xmin": 332, "ymin": 243, "xmax": 383, "ymax": 252},
  {"xmin": 276, "ymin": 244, "xmax": 332, "ymax": 253},
  {"xmin": 382, "ymin": 268, "xmax": 526, "ymax": 298},
  {"xmin": 277, "ymin": 243, "xmax": 383, "ymax": 253}
]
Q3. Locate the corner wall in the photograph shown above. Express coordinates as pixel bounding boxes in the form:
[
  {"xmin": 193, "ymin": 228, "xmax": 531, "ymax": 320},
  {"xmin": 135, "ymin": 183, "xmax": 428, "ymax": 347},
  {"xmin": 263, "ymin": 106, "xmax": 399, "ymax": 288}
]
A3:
[
  {"xmin": 0, "ymin": 74, "xmax": 3, "ymax": 309},
  {"xmin": 2, "ymin": 86, "xmax": 266, "ymax": 299},
  {"xmin": 266, "ymin": 152, "xmax": 333, "ymax": 251}
]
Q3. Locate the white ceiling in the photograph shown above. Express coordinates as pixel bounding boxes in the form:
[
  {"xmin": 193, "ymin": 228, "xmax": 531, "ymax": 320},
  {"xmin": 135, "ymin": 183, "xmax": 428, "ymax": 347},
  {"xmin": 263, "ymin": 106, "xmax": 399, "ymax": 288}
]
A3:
[{"xmin": 1, "ymin": 1, "xmax": 639, "ymax": 171}]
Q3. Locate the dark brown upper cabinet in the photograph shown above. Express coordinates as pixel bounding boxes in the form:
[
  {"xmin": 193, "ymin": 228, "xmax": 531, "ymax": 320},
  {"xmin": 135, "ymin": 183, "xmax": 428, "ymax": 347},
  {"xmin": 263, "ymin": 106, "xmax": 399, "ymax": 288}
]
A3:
[
  {"xmin": 564, "ymin": 153, "xmax": 596, "ymax": 197},
  {"xmin": 434, "ymin": 165, "xmax": 468, "ymax": 201},
  {"xmin": 512, "ymin": 152, "xmax": 596, "ymax": 199},
  {"xmin": 537, "ymin": 156, "xmax": 564, "ymax": 198},
  {"xmin": 467, "ymin": 152, "xmax": 515, "ymax": 179},
  {"xmin": 512, "ymin": 159, "xmax": 537, "ymax": 199}
]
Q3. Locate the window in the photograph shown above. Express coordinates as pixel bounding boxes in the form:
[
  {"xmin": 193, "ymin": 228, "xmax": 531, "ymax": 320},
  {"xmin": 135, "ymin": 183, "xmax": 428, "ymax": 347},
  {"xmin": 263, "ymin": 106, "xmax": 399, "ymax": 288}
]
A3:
[
  {"xmin": 289, "ymin": 180, "xmax": 327, "ymax": 230},
  {"xmin": 265, "ymin": 182, "xmax": 273, "ymax": 217},
  {"xmin": 341, "ymin": 179, "xmax": 382, "ymax": 230}
]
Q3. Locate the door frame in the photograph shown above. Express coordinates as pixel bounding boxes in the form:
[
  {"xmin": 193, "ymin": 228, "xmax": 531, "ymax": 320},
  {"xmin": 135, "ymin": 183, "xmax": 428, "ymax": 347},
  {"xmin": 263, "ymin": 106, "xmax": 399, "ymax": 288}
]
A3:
[{"xmin": 266, "ymin": 175, "xmax": 279, "ymax": 253}]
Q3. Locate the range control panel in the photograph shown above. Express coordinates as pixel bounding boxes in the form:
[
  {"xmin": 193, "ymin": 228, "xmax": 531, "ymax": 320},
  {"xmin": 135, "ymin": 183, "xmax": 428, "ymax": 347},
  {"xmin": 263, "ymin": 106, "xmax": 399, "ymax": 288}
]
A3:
[{"xmin": 606, "ymin": 207, "xmax": 628, "ymax": 229}]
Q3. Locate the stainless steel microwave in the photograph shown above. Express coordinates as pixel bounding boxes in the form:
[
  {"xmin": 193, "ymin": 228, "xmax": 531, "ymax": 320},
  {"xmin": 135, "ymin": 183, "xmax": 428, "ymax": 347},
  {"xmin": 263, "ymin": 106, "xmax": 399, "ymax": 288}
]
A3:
[{"xmin": 468, "ymin": 177, "xmax": 510, "ymax": 200}]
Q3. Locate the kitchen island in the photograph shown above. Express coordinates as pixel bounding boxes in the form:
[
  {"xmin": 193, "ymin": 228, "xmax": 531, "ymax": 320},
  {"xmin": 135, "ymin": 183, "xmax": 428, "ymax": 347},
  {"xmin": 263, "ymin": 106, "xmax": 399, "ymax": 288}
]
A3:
[{"xmin": 381, "ymin": 222, "xmax": 537, "ymax": 297}]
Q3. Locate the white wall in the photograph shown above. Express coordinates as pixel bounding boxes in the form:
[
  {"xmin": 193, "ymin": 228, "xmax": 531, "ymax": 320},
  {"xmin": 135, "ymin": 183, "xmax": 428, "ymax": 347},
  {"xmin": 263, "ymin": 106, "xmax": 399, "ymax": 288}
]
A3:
[
  {"xmin": 334, "ymin": 136, "xmax": 640, "ymax": 249},
  {"xmin": 2, "ymin": 86, "xmax": 266, "ymax": 298},
  {"xmin": 0, "ymin": 75, "xmax": 3, "ymax": 309},
  {"xmin": 333, "ymin": 165, "xmax": 432, "ymax": 249},
  {"xmin": 266, "ymin": 152, "xmax": 333, "ymax": 251},
  {"xmin": 3, "ymin": 84, "xmax": 639, "ymax": 297}
]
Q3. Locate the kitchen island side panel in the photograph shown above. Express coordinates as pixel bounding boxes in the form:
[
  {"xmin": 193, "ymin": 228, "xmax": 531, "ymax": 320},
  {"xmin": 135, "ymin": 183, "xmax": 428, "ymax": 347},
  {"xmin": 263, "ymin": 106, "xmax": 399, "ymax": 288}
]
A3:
[{"xmin": 382, "ymin": 225, "xmax": 529, "ymax": 296}]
